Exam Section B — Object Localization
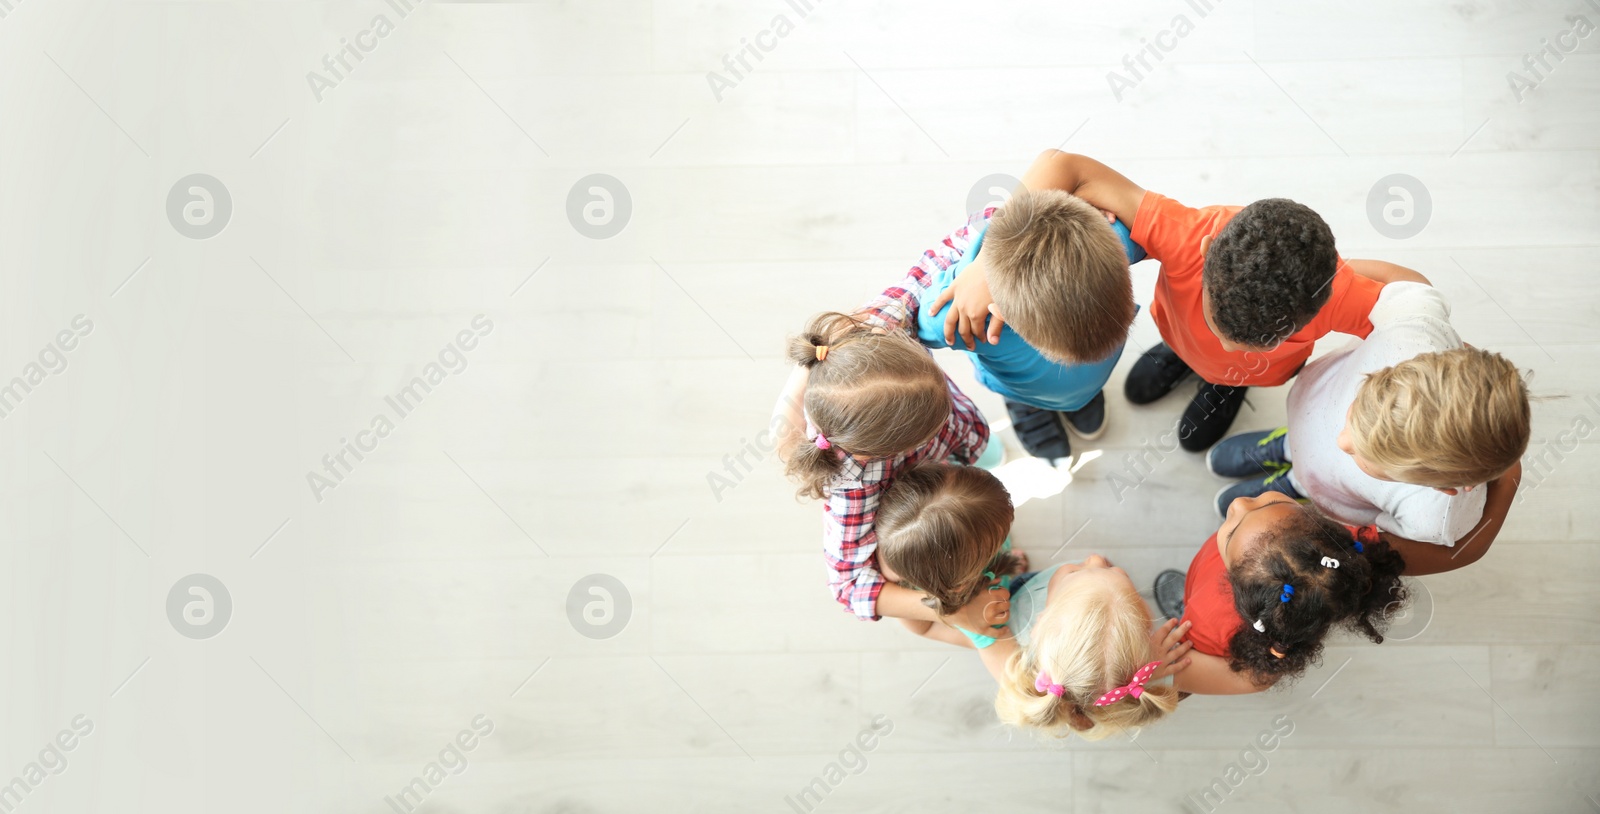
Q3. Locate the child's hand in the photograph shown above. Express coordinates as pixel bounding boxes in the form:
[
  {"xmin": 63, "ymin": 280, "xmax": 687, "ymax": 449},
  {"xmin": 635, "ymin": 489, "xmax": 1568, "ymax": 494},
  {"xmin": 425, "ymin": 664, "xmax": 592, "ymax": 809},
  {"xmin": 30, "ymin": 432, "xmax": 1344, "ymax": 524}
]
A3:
[
  {"xmin": 1148, "ymin": 618, "xmax": 1194, "ymax": 680},
  {"xmin": 929, "ymin": 256, "xmax": 1004, "ymax": 350}
]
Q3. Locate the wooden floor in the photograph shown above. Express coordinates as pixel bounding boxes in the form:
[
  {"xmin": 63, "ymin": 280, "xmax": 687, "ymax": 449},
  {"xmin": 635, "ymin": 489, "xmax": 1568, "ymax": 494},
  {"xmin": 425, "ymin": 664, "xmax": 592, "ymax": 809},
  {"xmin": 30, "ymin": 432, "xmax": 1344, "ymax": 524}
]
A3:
[{"xmin": 0, "ymin": 1, "xmax": 1596, "ymax": 812}]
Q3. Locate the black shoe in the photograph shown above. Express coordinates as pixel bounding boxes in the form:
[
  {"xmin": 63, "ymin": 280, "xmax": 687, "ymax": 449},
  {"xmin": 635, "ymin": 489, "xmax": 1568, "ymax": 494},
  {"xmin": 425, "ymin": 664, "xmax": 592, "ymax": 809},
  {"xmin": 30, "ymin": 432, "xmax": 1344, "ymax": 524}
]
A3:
[
  {"xmin": 1154, "ymin": 569, "xmax": 1186, "ymax": 620},
  {"xmin": 1005, "ymin": 399, "xmax": 1071, "ymax": 464},
  {"xmin": 1124, "ymin": 343, "xmax": 1194, "ymax": 405},
  {"xmin": 1061, "ymin": 390, "xmax": 1107, "ymax": 441},
  {"xmin": 1178, "ymin": 382, "xmax": 1248, "ymax": 452}
]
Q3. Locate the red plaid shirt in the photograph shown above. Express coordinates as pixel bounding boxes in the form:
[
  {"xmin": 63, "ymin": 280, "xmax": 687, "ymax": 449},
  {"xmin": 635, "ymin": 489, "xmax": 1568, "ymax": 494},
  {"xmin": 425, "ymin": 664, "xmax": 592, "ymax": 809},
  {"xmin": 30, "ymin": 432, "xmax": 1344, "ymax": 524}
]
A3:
[
  {"xmin": 824, "ymin": 216, "xmax": 994, "ymax": 620},
  {"xmin": 855, "ymin": 210, "xmax": 989, "ymax": 334}
]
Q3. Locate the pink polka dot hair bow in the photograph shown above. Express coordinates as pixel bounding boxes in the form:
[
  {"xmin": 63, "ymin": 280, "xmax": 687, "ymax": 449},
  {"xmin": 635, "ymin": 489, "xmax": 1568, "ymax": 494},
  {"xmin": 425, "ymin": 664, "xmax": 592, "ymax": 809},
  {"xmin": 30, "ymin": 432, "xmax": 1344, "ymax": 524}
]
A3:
[
  {"xmin": 1034, "ymin": 670, "xmax": 1066, "ymax": 697},
  {"xmin": 1092, "ymin": 660, "xmax": 1163, "ymax": 707}
]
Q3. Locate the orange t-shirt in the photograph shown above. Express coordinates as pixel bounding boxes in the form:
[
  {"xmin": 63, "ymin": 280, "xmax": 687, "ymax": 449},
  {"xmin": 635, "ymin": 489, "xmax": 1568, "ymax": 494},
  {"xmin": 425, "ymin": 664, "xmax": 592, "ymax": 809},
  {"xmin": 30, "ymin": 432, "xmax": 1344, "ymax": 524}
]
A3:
[
  {"xmin": 1130, "ymin": 191, "xmax": 1384, "ymax": 387},
  {"xmin": 1179, "ymin": 534, "xmax": 1241, "ymax": 659}
]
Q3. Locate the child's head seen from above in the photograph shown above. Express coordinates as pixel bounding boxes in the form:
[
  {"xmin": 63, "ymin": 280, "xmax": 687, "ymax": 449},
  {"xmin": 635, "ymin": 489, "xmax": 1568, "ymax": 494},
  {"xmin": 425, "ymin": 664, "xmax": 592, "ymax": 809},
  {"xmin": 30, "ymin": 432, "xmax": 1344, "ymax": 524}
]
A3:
[
  {"xmin": 994, "ymin": 555, "xmax": 1179, "ymax": 740},
  {"xmin": 1217, "ymin": 493, "xmax": 1409, "ymax": 682},
  {"xmin": 875, "ymin": 462, "xmax": 1015, "ymax": 616},
  {"xmin": 784, "ymin": 312, "xmax": 950, "ymax": 499},
  {"xmin": 1341, "ymin": 347, "xmax": 1530, "ymax": 491},
  {"xmin": 984, "ymin": 189, "xmax": 1136, "ymax": 365},
  {"xmin": 1201, "ymin": 198, "xmax": 1339, "ymax": 352}
]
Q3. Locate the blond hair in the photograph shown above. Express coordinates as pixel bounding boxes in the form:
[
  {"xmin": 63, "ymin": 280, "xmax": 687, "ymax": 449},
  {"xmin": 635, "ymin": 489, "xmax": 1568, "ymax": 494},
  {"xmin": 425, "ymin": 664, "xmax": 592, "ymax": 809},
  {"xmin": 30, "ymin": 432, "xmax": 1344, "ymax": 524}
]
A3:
[
  {"xmin": 1349, "ymin": 347, "xmax": 1531, "ymax": 488},
  {"xmin": 783, "ymin": 312, "xmax": 950, "ymax": 500},
  {"xmin": 876, "ymin": 463, "xmax": 1016, "ymax": 616},
  {"xmin": 984, "ymin": 189, "xmax": 1136, "ymax": 363},
  {"xmin": 995, "ymin": 577, "xmax": 1177, "ymax": 740}
]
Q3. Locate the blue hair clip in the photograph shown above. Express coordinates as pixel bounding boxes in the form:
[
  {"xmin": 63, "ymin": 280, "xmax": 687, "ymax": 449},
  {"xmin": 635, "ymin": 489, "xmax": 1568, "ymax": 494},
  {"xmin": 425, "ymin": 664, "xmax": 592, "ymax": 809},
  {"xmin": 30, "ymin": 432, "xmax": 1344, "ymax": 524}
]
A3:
[
  {"xmin": 1279, "ymin": 584, "xmax": 1295, "ymax": 603},
  {"xmin": 1353, "ymin": 540, "xmax": 1365, "ymax": 553}
]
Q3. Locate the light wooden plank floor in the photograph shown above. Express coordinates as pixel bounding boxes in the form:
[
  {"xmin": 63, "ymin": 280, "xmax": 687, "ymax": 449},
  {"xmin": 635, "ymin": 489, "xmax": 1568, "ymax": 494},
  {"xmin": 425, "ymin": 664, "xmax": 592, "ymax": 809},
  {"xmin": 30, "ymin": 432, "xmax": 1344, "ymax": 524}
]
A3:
[{"xmin": 0, "ymin": 1, "xmax": 1595, "ymax": 812}]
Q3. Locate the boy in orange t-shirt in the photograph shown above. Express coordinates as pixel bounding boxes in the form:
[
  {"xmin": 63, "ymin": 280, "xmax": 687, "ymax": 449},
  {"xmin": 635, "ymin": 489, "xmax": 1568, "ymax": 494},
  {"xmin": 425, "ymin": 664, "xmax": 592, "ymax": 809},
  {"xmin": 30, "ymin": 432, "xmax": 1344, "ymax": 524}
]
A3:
[{"xmin": 938, "ymin": 150, "xmax": 1428, "ymax": 451}]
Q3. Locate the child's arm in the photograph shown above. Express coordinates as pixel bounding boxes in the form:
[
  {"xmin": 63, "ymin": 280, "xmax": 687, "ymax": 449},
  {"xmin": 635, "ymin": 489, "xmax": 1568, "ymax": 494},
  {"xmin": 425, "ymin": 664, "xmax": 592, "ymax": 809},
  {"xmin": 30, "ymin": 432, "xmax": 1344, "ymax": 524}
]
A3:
[
  {"xmin": 1017, "ymin": 150, "xmax": 1146, "ymax": 226},
  {"xmin": 1384, "ymin": 462, "xmax": 1521, "ymax": 576},
  {"xmin": 875, "ymin": 583, "xmax": 942, "ymax": 622},
  {"xmin": 1171, "ymin": 651, "xmax": 1274, "ymax": 696},
  {"xmin": 1346, "ymin": 258, "xmax": 1432, "ymax": 286},
  {"xmin": 903, "ymin": 619, "xmax": 988, "ymax": 648},
  {"xmin": 931, "ymin": 150, "xmax": 1145, "ymax": 348},
  {"xmin": 973, "ymin": 635, "xmax": 1020, "ymax": 681},
  {"xmin": 856, "ymin": 213, "xmax": 987, "ymax": 346}
]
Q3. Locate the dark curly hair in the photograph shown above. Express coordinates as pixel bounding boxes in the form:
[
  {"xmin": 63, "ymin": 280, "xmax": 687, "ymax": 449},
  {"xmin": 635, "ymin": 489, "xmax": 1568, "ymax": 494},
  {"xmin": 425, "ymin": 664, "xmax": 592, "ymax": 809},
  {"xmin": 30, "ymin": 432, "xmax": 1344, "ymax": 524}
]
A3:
[
  {"xmin": 1203, "ymin": 198, "xmax": 1339, "ymax": 349},
  {"xmin": 1226, "ymin": 506, "xmax": 1408, "ymax": 683}
]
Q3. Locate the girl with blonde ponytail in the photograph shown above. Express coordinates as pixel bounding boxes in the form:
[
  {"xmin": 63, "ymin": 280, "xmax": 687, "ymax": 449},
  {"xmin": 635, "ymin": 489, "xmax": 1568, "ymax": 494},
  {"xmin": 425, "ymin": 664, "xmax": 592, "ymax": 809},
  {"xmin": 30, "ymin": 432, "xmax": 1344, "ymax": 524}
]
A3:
[
  {"xmin": 990, "ymin": 555, "xmax": 1190, "ymax": 739},
  {"xmin": 773, "ymin": 311, "xmax": 994, "ymax": 631}
]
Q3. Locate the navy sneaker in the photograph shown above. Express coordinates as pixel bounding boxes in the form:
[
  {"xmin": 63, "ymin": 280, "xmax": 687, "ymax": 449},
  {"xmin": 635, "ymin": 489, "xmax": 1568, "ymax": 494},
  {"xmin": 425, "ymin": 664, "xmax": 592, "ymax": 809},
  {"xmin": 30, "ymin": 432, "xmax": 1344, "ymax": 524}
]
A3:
[
  {"xmin": 1214, "ymin": 470, "xmax": 1306, "ymax": 518},
  {"xmin": 1207, "ymin": 427, "xmax": 1291, "ymax": 479},
  {"xmin": 1006, "ymin": 399, "xmax": 1071, "ymax": 464},
  {"xmin": 1153, "ymin": 569, "xmax": 1186, "ymax": 620},
  {"xmin": 1061, "ymin": 390, "xmax": 1108, "ymax": 441}
]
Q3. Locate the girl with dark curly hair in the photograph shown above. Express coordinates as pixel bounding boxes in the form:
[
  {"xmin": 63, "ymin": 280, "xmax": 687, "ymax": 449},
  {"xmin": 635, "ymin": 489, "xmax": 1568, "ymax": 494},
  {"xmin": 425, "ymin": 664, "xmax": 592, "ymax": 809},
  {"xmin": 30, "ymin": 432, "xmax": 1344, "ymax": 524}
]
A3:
[{"xmin": 1173, "ymin": 492, "xmax": 1410, "ymax": 694}]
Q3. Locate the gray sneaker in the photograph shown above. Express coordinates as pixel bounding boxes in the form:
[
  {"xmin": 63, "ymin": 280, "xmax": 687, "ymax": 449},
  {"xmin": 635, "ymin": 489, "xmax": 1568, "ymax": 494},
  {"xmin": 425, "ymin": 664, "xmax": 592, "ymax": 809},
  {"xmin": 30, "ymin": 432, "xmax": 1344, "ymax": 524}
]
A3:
[{"xmin": 1154, "ymin": 569, "xmax": 1185, "ymax": 620}]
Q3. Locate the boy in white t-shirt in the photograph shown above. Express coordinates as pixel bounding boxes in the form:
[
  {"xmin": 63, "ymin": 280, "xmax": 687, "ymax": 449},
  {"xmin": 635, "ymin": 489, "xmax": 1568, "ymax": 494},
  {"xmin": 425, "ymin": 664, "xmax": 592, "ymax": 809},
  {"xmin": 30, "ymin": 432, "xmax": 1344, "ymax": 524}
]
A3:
[{"xmin": 1205, "ymin": 282, "xmax": 1530, "ymax": 575}]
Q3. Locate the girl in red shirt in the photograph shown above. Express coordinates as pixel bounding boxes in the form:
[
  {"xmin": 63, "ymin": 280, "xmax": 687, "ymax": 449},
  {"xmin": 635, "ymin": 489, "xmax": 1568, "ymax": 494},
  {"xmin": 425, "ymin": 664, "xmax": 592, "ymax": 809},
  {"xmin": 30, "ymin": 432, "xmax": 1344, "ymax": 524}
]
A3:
[{"xmin": 1175, "ymin": 492, "xmax": 1409, "ymax": 695}]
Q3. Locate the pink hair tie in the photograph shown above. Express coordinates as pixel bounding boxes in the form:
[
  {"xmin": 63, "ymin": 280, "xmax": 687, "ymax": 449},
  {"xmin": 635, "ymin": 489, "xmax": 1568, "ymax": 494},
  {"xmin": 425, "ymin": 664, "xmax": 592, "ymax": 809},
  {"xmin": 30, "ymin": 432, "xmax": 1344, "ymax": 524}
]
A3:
[
  {"xmin": 1092, "ymin": 660, "xmax": 1162, "ymax": 707},
  {"xmin": 1034, "ymin": 670, "xmax": 1065, "ymax": 697},
  {"xmin": 814, "ymin": 433, "xmax": 832, "ymax": 450}
]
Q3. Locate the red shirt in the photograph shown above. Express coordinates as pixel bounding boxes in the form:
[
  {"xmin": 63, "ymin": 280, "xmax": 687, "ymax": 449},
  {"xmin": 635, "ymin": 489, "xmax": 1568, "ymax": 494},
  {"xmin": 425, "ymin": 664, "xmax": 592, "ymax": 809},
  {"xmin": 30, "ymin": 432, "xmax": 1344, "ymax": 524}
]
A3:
[
  {"xmin": 1179, "ymin": 525, "xmax": 1383, "ymax": 658},
  {"xmin": 1130, "ymin": 191, "xmax": 1384, "ymax": 387},
  {"xmin": 1180, "ymin": 534, "xmax": 1241, "ymax": 658}
]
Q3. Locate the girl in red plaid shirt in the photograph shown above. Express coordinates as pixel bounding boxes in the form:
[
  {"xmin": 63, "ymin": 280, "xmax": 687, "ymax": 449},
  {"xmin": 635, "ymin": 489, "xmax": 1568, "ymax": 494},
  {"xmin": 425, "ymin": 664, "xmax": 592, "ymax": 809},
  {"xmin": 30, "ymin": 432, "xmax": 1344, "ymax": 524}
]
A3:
[{"xmin": 775, "ymin": 312, "xmax": 1004, "ymax": 636}]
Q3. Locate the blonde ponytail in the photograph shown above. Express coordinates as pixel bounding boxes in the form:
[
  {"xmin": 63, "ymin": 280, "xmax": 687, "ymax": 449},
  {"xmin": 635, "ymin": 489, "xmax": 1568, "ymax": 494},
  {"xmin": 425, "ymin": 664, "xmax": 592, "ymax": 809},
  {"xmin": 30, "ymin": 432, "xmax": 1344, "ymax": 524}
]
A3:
[{"xmin": 996, "ymin": 579, "xmax": 1178, "ymax": 740}]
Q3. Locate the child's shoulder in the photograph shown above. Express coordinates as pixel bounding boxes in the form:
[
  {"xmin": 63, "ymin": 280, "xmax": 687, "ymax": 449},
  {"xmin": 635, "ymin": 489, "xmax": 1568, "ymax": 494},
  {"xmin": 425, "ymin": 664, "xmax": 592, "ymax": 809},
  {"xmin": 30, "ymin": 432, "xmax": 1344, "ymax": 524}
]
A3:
[
  {"xmin": 1368, "ymin": 281, "xmax": 1451, "ymax": 328},
  {"xmin": 1139, "ymin": 190, "xmax": 1242, "ymax": 223},
  {"xmin": 1133, "ymin": 191, "xmax": 1241, "ymax": 257},
  {"xmin": 1356, "ymin": 284, "xmax": 1459, "ymax": 364}
]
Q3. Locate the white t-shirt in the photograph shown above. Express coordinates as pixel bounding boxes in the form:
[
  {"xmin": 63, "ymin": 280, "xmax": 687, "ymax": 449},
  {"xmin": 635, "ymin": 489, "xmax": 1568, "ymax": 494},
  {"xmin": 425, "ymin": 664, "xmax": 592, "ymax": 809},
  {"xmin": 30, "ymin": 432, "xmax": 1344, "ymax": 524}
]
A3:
[{"xmin": 1286, "ymin": 282, "xmax": 1486, "ymax": 545}]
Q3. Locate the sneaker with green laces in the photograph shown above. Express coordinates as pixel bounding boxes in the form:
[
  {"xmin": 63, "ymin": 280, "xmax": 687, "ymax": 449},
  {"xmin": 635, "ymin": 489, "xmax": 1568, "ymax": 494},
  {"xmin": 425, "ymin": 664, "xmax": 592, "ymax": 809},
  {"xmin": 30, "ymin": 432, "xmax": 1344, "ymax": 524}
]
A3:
[{"xmin": 1206, "ymin": 427, "xmax": 1291, "ymax": 479}]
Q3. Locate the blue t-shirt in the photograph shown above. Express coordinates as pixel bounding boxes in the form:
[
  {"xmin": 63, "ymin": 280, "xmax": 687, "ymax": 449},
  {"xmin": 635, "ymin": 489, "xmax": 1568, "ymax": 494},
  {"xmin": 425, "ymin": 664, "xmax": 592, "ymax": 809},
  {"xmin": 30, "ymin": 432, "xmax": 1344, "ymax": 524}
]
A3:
[
  {"xmin": 1009, "ymin": 563, "xmax": 1062, "ymax": 647},
  {"xmin": 916, "ymin": 220, "xmax": 1147, "ymax": 412}
]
